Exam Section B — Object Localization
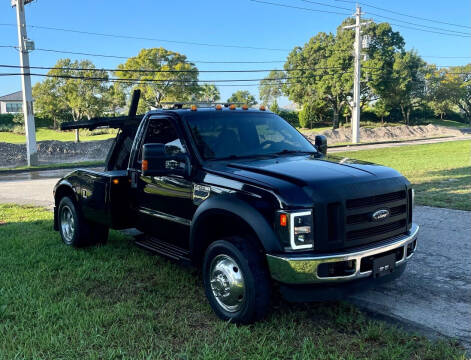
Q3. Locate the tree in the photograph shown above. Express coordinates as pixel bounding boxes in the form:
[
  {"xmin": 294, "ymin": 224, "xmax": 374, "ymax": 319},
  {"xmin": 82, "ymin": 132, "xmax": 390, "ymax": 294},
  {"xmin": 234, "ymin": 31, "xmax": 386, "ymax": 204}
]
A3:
[
  {"xmin": 284, "ymin": 31, "xmax": 351, "ymax": 129},
  {"xmin": 198, "ymin": 84, "xmax": 220, "ymax": 103},
  {"xmin": 33, "ymin": 59, "xmax": 110, "ymax": 142},
  {"xmin": 269, "ymin": 99, "xmax": 280, "ymax": 114},
  {"xmin": 115, "ymin": 48, "xmax": 199, "ymax": 112},
  {"xmin": 284, "ymin": 19, "xmax": 406, "ymax": 129},
  {"xmin": 33, "ymin": 77, "xmax": 69, "ymax": 129},
  {"xmin": 227, "ymin": 90, "xmax": 257, "ymax": 106},
  {"xmin": 392, "ymin": 51, "xmax": 427, "ymax": 124},
  {"xmin": 372, "ymin": 99, "xmax": 390, "ymax": 124},
  {"xmin": 259, "ymin": 70, "xmax": 285, "ymax": 106},
  {"xmin": 104, "ymin": 83, "xmax": 126, "ymax": 115},
  {"xmin": 299, "ymin": 103, "xmax": 315, "ymax": 128},
  {"xmin": 442, "ymin": 64, "xmax": 471, "ymax": 125}
]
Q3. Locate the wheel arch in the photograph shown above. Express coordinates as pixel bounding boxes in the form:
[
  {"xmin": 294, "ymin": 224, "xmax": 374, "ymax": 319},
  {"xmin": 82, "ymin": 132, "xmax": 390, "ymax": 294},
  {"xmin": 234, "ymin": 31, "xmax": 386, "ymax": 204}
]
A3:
[
  {"xmin": 189, "ymin": 196, "xmax": 282, "ymax": 266},
  {"xmin": 53, "ymin": 181, "xmax": 79, "ymax": 230}
]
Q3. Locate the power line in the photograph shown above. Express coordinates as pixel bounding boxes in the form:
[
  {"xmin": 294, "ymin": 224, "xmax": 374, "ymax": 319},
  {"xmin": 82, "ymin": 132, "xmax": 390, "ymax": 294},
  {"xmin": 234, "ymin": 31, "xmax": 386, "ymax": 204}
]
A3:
[
  {"xmin": 0, "ymin": 23, "xmax": 290, "ymax": 52},
  {"xmin": 0, "ymin": 71, "xmax": 353, "ymax": 84},
  {"xmin": 0, "ymin": 63, "xmax": 350, "ymax": 74},
  {"xmin": 382, "ymin": 21, "xmax": 470, "ymax": 38},
  {"xmin": 253, "ymin": 0, "xmax": 470, "ymax": 38},
  {"xmin": 249, "ymin": 0, "xmax": 350, "ymax": 16},
  {"xmin": 1, "ymin": 45, "xmax": 287, "ymax": 63},
  {"xmin": 297, "ymin": 0, "xmax": 351, "ymax": 11},
  {"xmin": 359, "ymin": 0, "xmax": 471, "ymax": 30},
  {"xmin": 365, "ymin": 11, "xmax": 471, "ymax": 36}
]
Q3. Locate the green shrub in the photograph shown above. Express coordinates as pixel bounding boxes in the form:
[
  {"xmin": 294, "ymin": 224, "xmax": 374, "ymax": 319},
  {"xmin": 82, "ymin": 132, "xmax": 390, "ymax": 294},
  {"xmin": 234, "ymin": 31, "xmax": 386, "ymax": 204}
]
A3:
[
  {"xmin": 12, "ymin": 125, "xmax": 25, "ymax": 134},
  {"xmin": 0, "ymin": 114, "xmax": 14, "ymax": 126},
  {"xmin": 299, "ymin": 104, "xmax": 317, "ymax": 128},
  {"xmin": 278, "ymin": 109, "xmax": 299, "ymax": 128}
]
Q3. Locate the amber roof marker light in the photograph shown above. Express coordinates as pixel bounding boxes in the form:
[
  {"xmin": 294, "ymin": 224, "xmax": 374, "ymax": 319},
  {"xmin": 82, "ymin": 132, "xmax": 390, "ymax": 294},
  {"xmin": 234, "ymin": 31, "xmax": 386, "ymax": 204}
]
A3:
[
  {"xmin": 229, "ymin": 104, "xmax": 237, "ymax": 110},
  {"xmin": 242, "ymin": 104, "xmax": 249, "ymax": 110},
  {"xmin": 190, "ymin": 105, "xmax": 197, "ymax": 111},
  {"xmin": 215, "ymin": 104, "xmax": 222, "ymax": 110},
  {"xmin": 259, "ymin": 105, "xmax": 266, "ymax": 111}
]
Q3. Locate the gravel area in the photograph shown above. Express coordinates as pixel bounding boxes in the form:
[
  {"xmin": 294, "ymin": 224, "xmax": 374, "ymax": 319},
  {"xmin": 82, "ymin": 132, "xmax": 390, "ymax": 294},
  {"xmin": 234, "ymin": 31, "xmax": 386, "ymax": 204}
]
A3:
[
  {"xmin": 0, "ymin": 139, "xmax": 114, "ymax": 168},
  {"xmin": 303, "ymin": 124, "xmax": 467, "ymax": 145}
]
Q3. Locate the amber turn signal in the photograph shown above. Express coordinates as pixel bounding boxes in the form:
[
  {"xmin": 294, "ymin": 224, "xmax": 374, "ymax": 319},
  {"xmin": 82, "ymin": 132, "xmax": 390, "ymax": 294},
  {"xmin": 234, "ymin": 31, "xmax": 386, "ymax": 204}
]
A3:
[
  {"xmin": 112, "ymin": 178, "xmax": 119, "ymax": 185},
  {"xmin": 142, "ymin": 160, "xmax": 148, "ymax": 172},
  {"xmin": 280, "ymin": 213, "xmax": 287, "ymax": 227}
]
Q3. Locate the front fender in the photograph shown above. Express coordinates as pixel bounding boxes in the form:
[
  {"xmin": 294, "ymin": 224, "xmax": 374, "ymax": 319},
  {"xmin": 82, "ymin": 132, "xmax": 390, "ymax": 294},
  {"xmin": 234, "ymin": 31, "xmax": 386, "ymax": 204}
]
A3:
[{"xmin": 189, "ymin": 195, "xmax": 282, "ymax": 263}]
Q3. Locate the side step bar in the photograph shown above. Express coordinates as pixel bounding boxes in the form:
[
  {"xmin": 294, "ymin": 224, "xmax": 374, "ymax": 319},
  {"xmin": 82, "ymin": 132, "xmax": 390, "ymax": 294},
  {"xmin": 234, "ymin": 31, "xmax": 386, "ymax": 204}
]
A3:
[{"xmin": 135, "ymin": 236, "xmax": 190, "ymax": 261}]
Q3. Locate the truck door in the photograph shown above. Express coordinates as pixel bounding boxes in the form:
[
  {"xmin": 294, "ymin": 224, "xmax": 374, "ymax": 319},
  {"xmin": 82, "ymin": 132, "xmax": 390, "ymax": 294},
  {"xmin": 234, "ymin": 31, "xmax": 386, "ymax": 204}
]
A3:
[{"xmin": 131, "ymin": 116, "xmax": 194, "ymax": 249}]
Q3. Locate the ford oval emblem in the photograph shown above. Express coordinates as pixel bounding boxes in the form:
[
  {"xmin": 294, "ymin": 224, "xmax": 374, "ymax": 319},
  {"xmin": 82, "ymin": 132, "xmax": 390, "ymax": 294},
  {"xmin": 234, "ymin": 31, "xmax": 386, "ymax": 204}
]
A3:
[{"xmin": 372, "ymin": 209, "xmax": 390, "ymax": 221}]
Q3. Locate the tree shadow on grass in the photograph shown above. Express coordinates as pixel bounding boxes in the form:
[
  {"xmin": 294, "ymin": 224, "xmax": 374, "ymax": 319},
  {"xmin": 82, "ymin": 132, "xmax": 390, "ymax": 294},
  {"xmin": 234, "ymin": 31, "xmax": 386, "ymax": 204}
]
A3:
[{"xmin": 413, "ymin": 166, "xmax": 471, "ymax": 210}]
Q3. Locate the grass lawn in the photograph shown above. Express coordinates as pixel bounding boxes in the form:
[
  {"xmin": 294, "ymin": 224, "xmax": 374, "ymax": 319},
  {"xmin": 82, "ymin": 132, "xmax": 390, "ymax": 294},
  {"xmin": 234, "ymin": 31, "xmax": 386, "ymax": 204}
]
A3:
[
  {"xmin": 425, "ymin": 118, "xmax": 469, "ymax": 128},
  {"xmin": 0, "ymin": 204, "xmax": 465, "ymax": 359},
  {"xmin": 0, "ymin": 127, "xmax": 116, "ymax": 144},
  {"xmin": 335, "ymin": 140, "xmax": 471, "ymax": 211}
]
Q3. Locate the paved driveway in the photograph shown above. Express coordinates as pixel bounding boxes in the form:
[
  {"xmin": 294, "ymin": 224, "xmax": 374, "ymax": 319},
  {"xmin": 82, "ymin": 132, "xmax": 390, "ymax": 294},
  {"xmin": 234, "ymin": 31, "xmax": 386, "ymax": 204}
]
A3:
[{"xmin": 0, "ymin": 172, "xmax": 470, "ymax": 348}]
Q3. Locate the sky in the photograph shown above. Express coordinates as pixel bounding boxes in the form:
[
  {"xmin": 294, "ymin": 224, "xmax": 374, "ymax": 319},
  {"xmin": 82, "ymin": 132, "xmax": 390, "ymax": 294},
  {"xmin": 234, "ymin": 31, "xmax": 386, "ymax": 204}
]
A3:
[{"xmin": 0, "ymin": 0, "xmax": 470, "ymax": 107}]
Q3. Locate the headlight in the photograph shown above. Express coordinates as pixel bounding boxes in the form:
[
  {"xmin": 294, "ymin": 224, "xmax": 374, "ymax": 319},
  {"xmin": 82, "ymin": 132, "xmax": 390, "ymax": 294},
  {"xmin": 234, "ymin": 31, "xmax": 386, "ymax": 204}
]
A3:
[{"xmin": 276, "ymin": 210, "xmax": 314, "ymax": 250}]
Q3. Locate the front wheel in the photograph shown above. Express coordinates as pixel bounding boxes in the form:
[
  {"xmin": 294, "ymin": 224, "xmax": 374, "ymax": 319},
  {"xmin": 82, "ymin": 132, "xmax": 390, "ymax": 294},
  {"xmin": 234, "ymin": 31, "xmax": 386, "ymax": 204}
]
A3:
[
  {"xmin": 58, "ymin": 196, "xmax": 108, "ymax": 247},
  {"xmin": 203, "ymin": 236, "xmax": 271, "ymax": 324}
]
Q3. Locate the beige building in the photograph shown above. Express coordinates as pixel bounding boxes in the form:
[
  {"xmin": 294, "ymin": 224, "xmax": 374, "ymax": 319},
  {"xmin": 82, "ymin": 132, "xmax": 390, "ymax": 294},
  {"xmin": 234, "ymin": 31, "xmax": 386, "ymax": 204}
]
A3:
[{"xmin": 0, "ymin": 91, "xmax": 23, "ymax": 114}]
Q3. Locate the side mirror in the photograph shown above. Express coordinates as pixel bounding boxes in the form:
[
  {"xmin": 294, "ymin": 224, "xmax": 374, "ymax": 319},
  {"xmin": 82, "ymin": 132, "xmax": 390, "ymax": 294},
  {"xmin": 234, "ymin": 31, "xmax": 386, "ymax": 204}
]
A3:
[
  {"xmin": 141, "ymin": 143, "xmax": 190, "ymax": 177},
  {"xmin": 315, "ymin": 135, "xmax": 327, "ymax": 156}
]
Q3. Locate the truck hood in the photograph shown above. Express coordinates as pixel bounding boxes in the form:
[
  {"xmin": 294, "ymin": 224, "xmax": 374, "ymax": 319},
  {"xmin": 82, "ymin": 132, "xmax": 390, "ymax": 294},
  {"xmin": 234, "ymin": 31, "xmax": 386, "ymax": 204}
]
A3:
[{"xmin": 204, "ymin": 154, "xmax": 407, "ymax": 207}]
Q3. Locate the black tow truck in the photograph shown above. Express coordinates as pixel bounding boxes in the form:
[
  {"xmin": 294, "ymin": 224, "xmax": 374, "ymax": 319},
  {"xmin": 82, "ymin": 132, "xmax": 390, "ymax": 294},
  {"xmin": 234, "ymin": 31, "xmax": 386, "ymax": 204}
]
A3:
[{"xmin": 53, "ymin": 91, "xmax": 419, "ymax": 323}]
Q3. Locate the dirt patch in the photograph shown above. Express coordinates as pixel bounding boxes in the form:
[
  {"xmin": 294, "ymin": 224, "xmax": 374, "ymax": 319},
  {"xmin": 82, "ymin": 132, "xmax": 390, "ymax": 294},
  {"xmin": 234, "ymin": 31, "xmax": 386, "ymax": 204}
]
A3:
[
  {"xmin": 0, "ymin": 139, "xmax": 114, "ymax": 168},
  {"xmin": 303, "ymin": 124, "xmax": 466, "ymax": 145}
]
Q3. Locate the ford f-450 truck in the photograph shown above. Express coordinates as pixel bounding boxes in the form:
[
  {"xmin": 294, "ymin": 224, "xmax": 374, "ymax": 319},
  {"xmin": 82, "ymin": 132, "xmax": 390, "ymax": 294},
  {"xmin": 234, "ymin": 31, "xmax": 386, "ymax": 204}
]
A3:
[{"xmin": 53, "ymin": 91, "xmax": 419, "ymax": 323}]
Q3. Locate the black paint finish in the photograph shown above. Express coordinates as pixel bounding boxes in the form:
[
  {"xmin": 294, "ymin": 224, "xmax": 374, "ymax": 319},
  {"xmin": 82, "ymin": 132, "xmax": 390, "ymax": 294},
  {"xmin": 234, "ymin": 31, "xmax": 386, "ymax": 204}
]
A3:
[{"xmin": 53, "ymin": 108, "xmax": 412, "ymax": 262}]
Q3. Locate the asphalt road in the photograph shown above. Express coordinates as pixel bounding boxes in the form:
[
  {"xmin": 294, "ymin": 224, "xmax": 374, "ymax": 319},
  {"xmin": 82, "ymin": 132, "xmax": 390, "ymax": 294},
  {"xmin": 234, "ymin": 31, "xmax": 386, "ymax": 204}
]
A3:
[{"xmin": 0, "ymin": 172, "xmax": 470, "ymax": 348}]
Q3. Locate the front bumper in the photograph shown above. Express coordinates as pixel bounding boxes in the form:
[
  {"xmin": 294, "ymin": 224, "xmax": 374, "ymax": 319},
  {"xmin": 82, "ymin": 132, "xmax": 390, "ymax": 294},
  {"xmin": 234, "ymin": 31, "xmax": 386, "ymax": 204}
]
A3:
[{"xmin": 267, "ymin": 223, "xmax": 419, "ymax": 284}]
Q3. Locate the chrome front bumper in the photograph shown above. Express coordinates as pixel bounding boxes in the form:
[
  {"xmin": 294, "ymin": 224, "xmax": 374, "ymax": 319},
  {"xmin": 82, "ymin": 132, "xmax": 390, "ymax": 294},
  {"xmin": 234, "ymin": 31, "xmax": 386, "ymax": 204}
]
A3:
[{"xmin": 267, "ymin": 223, "xmax": 419, "ymax": 284}]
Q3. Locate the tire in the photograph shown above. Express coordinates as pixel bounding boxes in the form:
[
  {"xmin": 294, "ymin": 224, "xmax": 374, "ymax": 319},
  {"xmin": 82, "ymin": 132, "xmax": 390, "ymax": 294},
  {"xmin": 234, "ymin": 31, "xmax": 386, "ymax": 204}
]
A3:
[
  {"xmin": 58, "ymin": 196, "xmax": 109, "ymax": 247},
  {"xmin": 203, "ymin": 236, "xmax": 271, "ymax": 324}
]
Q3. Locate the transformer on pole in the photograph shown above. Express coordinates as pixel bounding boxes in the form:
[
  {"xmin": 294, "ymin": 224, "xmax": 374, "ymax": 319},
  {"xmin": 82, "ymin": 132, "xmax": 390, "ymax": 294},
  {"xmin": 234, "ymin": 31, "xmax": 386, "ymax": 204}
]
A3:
[{"xmin": 12, "ymin": 0, "xmax": 38, "ymax": 166}]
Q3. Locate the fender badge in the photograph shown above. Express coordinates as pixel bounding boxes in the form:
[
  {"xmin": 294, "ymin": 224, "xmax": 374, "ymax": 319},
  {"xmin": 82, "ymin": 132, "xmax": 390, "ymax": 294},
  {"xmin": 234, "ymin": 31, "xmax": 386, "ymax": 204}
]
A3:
[{"xmin": 193, "ymin": 184, "xmax": 210, "ymax": 201}]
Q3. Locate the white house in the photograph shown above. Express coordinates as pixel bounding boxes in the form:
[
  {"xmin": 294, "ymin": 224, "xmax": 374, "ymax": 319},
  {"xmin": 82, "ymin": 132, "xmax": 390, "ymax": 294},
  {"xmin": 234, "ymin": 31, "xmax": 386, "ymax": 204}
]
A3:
[{"xmin": 0, "ymin": 91, "xmax": 23, "ymax": 114}]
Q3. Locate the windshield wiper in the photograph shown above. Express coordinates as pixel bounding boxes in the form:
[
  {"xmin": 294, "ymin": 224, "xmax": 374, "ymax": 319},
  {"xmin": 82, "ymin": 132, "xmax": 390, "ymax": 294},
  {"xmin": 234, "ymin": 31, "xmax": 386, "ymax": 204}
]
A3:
[
  {"xmin": 272, "ymin": 149, "xmax": 317, "ymax": 156},
  {"xmin": 206, "ymin": 154, "xmax": 268, "ymax": 161}
]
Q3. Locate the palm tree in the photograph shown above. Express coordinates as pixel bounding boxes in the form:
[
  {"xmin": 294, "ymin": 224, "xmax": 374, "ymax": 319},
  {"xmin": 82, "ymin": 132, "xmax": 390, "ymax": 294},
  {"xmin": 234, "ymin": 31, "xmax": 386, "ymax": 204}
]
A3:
[{"xmin": 199, "ymin": 84, "xmax": 221, "ymax": 103}]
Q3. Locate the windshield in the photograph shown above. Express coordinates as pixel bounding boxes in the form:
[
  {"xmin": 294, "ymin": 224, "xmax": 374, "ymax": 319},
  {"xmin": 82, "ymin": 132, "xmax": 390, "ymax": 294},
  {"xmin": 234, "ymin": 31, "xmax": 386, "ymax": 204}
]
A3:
[{"xmin": 186, "ymin": 111, "xmax": 316, "ymax": 160}]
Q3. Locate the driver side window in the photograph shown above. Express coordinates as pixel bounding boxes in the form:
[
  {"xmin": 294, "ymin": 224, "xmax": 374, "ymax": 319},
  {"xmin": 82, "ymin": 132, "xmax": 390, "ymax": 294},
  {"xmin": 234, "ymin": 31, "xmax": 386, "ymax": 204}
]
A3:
[{"xmin": 136, "ymin": 118, "xmax": 186, "ymax": 167}]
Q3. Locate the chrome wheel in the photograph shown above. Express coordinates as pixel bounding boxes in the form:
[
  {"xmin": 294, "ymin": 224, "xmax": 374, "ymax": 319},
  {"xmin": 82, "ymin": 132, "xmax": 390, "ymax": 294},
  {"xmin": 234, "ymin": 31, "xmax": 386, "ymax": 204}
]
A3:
[
  {"xmin": 60, "ymin": 205, "xmax": 75, "ymax": 244},
  {"xmin": 209, "ymin": 254, "xmax": 246, "ymax": 313}
]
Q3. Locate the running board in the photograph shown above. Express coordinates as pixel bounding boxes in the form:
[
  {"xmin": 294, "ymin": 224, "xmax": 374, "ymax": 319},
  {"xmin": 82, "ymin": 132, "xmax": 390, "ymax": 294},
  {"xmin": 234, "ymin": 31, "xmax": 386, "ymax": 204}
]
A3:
[{"xmin": 134, "ymin": 236, "xmax": 190, "ymax": 261}]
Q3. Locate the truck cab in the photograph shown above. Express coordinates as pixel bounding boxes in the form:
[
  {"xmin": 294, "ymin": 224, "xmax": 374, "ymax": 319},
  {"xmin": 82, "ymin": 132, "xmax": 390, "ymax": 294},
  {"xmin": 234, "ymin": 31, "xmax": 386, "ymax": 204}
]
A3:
[{"xmin": 53, "ymin": 94, "xmax": 419, "ymax": 323}]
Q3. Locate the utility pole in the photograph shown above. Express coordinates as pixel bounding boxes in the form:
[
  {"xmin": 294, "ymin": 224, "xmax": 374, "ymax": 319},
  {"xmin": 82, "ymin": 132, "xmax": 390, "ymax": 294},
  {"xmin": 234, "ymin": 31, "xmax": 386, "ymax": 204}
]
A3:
[
  {"xmin": 344, "ymin": 4, "xmax": 368, "ymax": 144},
  {"xmin": 12, "ymin": 0, "xmax": 38, "ymax": 166}
]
